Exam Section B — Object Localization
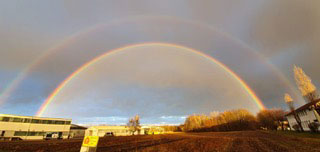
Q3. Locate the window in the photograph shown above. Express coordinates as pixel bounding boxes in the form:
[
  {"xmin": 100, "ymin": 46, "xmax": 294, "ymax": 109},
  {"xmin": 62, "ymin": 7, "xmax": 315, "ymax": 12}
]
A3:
[
  {"xmin": 14, "ymin": 131, "xmax": 27, "ymax": 136},
  {"xmin": 12, "ymin": 118, "xmax": 23, "ymax": 122},
  {"xmin": 55, "ymin": 121, "xmax": 65, "ymax": 124},
  {"xmin": 37, "ymin": 132, "xmax": 46, "ymax": 136},
  {"xmin": 31, "ymin": 119, "xmax": 40, "ymax": 123},
  {"xmin": 1, "ymin": 117, "xmax": 10, "ymax": 122},
  {"xmin": 42, "ymin": 120, "xmax": 49, "ymax": 124},
  {"xmin": 66, "ymin": 121, "xmax": 71, "ymax": 125},
  {"xmin": 22, "ymin": 132, "xmax": 46, "ymax": 136},
  {"xmin": 0, "ymin": 117, "xmax": 31, "ymax": 123},
  {"xmin": 24, "ymin": 119, "xmax": 31, "ymax": 123},
  {"xmin": 27, "ymin": 132, "xmax": 37, "ymax": 136}
]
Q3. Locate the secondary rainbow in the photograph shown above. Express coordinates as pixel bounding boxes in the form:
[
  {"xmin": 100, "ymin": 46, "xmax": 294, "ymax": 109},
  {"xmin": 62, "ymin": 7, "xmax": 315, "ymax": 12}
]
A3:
[
  {"xmin": 36, "ymin": 42, "xmax": 265, "ymax": 116},
  {"xmin": 1, "ymin": 16, "xmax": 298, "ymax": 108}
]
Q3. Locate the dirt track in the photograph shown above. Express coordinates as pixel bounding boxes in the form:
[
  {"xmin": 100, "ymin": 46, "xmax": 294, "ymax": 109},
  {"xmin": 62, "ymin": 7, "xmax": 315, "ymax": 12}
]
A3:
[{"xmin": 0, "ymin": 131, "xmax": 320, "ymax": 152}]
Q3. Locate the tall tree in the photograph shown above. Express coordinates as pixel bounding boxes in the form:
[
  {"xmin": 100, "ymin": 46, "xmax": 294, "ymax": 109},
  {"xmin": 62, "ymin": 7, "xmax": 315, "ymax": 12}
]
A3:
[
  {"xmin": 294, "ymin": 65, "xmax": 318, "ymax": 102},
  {"xmin": 284, "ymin": 93, "xmax": 304, "ymax": 131}
]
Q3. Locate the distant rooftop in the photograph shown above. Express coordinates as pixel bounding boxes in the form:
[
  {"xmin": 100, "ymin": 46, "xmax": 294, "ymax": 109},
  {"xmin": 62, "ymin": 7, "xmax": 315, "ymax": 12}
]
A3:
[
  {"xmin": 70, "ymin": 124, "xmax": 87, "ymax": 129},
  {"xmin": 0, "ymin": 114, "xmax": 72, "ymax": 121}
]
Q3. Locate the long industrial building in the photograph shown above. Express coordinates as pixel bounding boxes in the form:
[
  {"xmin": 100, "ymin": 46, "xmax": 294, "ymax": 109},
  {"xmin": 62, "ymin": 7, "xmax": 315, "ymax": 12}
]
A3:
[
  {"xmin": 0, "ymin": 114, "xmax": 71, "ymax": 140},
  {"xmin": 85, "ymin": 125, "xmax": 165, "ymax": 137},
  {"xmin": 85, "ymin": 126, "xmax": 132, "ymax": 137}
]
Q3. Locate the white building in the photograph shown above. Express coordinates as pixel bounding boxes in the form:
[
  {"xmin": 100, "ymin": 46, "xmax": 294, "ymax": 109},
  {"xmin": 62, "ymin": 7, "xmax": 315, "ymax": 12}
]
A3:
[
  {"xmin": 285, "ymin": 99, "xmax": 320, "ymax": 131},
  {"xmin": 85, "ymin": 126, "xmax": 146, "ymax": 137},
  {"xmin": 0, "ymin": 114, "xmax": 71, "ymax": 140}
]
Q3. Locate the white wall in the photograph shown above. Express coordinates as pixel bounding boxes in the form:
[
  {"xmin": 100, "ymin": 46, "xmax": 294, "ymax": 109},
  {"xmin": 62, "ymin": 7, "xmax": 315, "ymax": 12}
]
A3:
[
  {"xmin": 287, "ymin": 109, "xmax": 318, "ymax": 131},
  {"xmin": 0, "ymin": 122, "xmax": 71, "ymax": 139},
  {"xmin": 0, "ymin": 115, "xmax": 71, "ymax": 140},
  {"xmin": 85, "ymin": 126, "xmax": 143, "ymax": 137}
]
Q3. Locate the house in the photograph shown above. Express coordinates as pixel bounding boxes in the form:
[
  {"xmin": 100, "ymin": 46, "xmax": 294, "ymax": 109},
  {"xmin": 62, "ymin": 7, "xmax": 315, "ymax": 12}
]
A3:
[{"xmin": 285, "ymin": 99, "xmax": 320, "ymax": 131}]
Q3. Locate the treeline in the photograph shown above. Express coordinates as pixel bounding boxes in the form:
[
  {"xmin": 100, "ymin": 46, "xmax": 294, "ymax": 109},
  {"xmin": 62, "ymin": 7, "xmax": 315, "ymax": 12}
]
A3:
[
  {"xmin": 184, "ymin": 109, "xmax": 286, "ymax": 132},
  {"xmin": 160, "ymin": 125, "xmax": 183, "ymax": 132}
]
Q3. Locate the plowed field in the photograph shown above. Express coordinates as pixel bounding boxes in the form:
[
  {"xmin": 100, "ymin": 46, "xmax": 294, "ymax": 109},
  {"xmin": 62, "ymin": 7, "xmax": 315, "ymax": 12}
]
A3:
[{"xmin": 0, "ymin": 131, "xmax": 320, "ymax": 152}]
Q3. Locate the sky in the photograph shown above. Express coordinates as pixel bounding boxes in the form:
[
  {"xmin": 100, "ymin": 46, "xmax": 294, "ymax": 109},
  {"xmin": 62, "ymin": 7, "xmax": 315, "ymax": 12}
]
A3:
[{"xmin": 1, "ymin": 0, "xmax": 320, "ymax": 125}]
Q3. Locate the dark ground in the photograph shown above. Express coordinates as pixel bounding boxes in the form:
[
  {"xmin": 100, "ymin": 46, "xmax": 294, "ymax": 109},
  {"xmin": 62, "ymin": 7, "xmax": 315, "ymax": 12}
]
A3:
[{"xmin": 0, "ymin": 131, "xmax": 320, "ymax": 152}]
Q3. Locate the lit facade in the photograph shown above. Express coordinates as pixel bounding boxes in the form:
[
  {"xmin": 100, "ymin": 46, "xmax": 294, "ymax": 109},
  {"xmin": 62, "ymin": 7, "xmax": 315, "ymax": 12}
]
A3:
[
  {"xmin": 85, "ymin": 126, "xmax": 146, "ymax": 137},
  {"xmin": 0, "ymin": 114, "xmax": 71, "ymax": 140},
  {"xmin": 285, "ymin": 100, "xmax": 320, "ymax": 131}
]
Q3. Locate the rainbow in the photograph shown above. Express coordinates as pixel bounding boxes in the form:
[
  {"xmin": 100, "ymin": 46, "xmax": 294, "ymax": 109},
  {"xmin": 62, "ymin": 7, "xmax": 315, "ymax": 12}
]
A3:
[
  {"xmin": 1, "ymin": 15, "xmax": 299, "ymax": 108},
  {"xmin": 36, "ymin": 42, "xmax": 265, "ymax": 116},
  {"xmin": 0, "ymin": 25, "xmax": 102, "ymax": 105}
]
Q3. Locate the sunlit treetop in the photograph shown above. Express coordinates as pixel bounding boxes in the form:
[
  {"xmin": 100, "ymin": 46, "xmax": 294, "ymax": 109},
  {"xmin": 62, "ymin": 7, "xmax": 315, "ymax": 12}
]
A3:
[
  {"xmin": 293, "ymin": 65, "xmax": 316, "ymax": 96},
  {"xmin": 284, "ymin": 93, "xmax": 293, "ymax": 103}
]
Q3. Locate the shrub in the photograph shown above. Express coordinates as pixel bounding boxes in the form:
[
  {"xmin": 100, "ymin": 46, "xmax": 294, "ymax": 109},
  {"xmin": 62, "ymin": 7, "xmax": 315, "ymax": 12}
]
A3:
[
  {"xmin": 256, "ymin": 109, "xmax": 286, "ymax": 130},
  {"xmin": 184, "ymin": 109, "xmax": 257, "ymax": 132}
]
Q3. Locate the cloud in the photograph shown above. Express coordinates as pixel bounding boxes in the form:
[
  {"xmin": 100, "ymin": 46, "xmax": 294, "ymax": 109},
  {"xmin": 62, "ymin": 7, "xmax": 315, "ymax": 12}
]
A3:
[{"xmin": 250, "ymin": 0, "xmax": 320, "ymax": 57}]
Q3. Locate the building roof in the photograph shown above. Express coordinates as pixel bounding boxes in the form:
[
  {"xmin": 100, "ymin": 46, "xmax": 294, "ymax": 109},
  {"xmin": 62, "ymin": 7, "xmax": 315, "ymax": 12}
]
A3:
[
  {"xmin": 0, "ymin": 114, "xmax": 72, "ymax": 121},
  {"xmin": 70, "ymin": 124, "xmax": 87, "ymax": 130},
  {"xmin": 88, "ymin": 126, "xmax": 128, "ymax": 130},
  {"xmin": 285, "ymin": 98, "xmax": 320, "ymax": 116}
]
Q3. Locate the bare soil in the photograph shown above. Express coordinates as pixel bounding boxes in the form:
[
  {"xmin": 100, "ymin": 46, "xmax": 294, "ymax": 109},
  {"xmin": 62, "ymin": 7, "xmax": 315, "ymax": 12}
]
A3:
[{"xmin": 0, "ymin": 131, "xmax": 320, "ymax": 152}]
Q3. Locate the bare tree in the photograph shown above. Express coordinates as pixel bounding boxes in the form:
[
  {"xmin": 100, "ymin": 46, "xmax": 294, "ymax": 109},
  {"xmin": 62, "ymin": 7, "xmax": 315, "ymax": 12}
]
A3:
[
  {"xmin": 294, "ymin": 65, "xmax": 318, "ymax": 102},
  {"xmin": 284, "ymin": 93, "xmax": 304, "ymax": 132},
  {"xmin": 127, "ymin": 115, "xmax": 141, "ymax": 135}
]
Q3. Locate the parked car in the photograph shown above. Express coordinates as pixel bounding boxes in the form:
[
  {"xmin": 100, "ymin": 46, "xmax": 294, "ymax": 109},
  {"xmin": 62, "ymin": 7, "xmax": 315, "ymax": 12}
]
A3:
[
  {"xmin": 104, "ymin": 132, "xmax": 114, "ymax": 137},
  {"xmin": 44, "ymin": 132, "xmax": 62, "ymax": 140}
]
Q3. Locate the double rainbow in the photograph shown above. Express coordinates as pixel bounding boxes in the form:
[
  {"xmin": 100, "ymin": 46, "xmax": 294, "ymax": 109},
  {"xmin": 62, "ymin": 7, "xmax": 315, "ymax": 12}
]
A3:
[{"xmin": 36, "ymin": 42, "xmax": 265, "ymax": 116}]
